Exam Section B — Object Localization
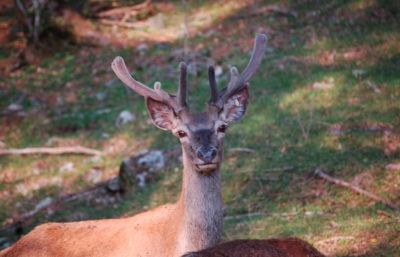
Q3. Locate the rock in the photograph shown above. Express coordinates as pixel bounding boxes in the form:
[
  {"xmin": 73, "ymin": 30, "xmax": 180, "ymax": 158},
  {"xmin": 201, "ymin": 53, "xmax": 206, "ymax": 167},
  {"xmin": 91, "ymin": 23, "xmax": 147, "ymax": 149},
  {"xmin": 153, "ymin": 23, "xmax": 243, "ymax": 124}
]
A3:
[
  {"xmin": 34, "ymin": 196, "xmax": 53, "ymax": 211},
  {"xmin": 83, "ymin": 167, "xmax": 103, "ymax": 184},
  {"xmin": 118, "ymin": 149, "xmax": 165, "ymax": 191},
  {"xmin": 312, "ymin": 77, "xmax": 334, "ymax": 89},
  {"xmin": 136, "ymin": 43, "xmax": 149, "ymax": 52},
  {"xmin": 107, "ymin": 177, "xmax": 120, "ymax": 192},
  {"xmin": 147, "ymin": 13, "xmax": 164, "ymax": 29},
  {"xmin": 115, "ymin": 110, "xmax": 136, "ymax": 127},
  {"xmin": 352, "ymin": 69, "xmax": 366, "ymax": 78},
  {"xmin": 95, "ymin": 92, "xmax": 107, "ymax": 100},
  {"xmin": 5, "ymin": 103, "xmax": 23, "ymax": 112},
  {"xmin": 59, "ymin": 162, "xmax": 74, "ymax": 173}
]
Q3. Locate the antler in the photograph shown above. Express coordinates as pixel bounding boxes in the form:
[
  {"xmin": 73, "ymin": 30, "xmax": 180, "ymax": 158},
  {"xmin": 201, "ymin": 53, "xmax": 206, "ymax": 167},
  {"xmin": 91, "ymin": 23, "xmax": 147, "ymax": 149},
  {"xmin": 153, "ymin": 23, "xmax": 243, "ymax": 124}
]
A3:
[
  {"xmin": 111, "ymin": 57, "xmax": 188, "ymax": 112},
  {"xmin": 208, "ymin": 34, "xmax": 268, "ymax": 108}
]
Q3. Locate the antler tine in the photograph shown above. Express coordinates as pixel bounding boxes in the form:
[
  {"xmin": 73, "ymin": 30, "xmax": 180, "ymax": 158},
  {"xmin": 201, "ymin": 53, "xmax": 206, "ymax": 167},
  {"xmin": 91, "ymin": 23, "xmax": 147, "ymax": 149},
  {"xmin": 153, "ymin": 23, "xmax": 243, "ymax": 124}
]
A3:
[
  {"xmin": 112, "ymin": 56, "xmax": 161, "ymax": 100},
  {"xmin": 236, "ymin": 34, "xmax": 268, "ymax": 87},
  {"xmin": 208, "ymin": 65, "xmax": 219, "ymax": 104},
  {"xmin": 178, "ymin": 62, "xmax": 188, "ymax": 109},
  {"xmin": 226, "ymin": 67, "xmax": 239, "ymax": 92},
  {"xmin": 215, "ymin": 34, "xmax": 267, "ymax": 108},
  {"xmin": 112, "ymin": 56, "xmax": 186, "ymax": 112}
]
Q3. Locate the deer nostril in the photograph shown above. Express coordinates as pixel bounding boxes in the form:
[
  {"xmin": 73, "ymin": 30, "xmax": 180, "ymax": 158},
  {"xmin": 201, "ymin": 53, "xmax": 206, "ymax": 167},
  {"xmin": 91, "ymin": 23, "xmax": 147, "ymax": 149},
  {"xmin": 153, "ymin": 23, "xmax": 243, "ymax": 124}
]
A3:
[
  {"xmin": 197, "ymin": 147, "xmax": 217, "ymax": 163},
  {"xmin": 210, "ymin": 148, "xmax": 216, "ymax": 159},
  {"xmin": 197, "ymin": 150, "xmax": 204, "ymax": 160}
]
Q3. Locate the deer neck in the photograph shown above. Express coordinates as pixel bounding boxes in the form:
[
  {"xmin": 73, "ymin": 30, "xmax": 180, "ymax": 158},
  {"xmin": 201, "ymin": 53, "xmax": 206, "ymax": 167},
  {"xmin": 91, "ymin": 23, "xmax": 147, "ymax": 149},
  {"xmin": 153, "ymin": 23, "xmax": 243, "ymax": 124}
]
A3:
[{"xmin": 177, "ymin": 147, "xmax": 223, "ymax": 252}]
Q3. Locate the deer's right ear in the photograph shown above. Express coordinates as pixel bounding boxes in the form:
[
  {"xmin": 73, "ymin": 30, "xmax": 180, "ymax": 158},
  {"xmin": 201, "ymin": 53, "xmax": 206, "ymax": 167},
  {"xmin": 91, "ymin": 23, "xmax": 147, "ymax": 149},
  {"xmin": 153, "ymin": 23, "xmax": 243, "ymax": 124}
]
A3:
[
  {"xmin": 220, "ymin": 84, "xmax": 250, "ymax": 124},
  {"xmin": 146, "ymin": 97, "xmax": 178, "ymax": 130}
]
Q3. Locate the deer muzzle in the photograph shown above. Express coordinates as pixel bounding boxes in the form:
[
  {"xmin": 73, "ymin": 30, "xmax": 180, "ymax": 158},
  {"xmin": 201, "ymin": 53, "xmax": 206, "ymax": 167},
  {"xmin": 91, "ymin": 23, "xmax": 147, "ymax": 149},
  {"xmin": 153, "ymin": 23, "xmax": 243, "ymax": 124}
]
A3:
[{"xmin": 196, "ymin": 146, "xmax": 219, "ymax": 172}]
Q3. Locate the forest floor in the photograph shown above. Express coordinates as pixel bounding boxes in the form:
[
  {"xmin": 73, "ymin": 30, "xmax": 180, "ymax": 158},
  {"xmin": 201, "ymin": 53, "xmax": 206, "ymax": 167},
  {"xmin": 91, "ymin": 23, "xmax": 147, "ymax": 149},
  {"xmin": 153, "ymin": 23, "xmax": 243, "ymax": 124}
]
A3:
[{"xmin": 0, "ymin": 0, "xmax": 399, "ymax": 256}]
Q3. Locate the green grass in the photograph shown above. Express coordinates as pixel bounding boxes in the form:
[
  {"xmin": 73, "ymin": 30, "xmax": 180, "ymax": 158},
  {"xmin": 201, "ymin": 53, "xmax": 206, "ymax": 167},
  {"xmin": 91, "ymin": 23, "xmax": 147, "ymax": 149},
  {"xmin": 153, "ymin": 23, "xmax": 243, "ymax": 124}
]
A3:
[{"xmin": 1, "ymin": 0, "xmax": 399, "ymax": 255}]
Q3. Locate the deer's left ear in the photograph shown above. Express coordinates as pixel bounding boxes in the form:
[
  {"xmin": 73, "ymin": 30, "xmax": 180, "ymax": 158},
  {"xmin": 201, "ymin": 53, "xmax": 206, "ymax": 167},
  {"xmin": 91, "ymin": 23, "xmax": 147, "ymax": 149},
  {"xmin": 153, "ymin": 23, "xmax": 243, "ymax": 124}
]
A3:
[{"xmin": 220, "ymin": 84, "xmax": 250, "ymax": 124}]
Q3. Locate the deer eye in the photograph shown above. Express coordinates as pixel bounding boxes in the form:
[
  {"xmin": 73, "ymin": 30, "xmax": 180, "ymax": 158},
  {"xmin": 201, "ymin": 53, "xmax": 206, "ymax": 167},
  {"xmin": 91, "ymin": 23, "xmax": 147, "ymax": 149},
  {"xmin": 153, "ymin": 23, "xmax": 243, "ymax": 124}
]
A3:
[
  {"xmin": 177, "ymin": 131, "xmax": 187, "ymax": 138},
  {"xmin": 218, "ymin": 125, "xmax": 227, "ymax": 133}
]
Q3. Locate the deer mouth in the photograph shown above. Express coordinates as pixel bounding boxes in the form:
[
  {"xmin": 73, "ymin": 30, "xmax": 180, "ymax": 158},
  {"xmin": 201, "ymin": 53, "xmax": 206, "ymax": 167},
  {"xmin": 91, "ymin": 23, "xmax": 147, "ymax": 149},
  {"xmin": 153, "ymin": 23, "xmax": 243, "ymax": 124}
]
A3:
[{"xmin": 196, "ymin": 163, "xmax": 218, "ymax": 172}]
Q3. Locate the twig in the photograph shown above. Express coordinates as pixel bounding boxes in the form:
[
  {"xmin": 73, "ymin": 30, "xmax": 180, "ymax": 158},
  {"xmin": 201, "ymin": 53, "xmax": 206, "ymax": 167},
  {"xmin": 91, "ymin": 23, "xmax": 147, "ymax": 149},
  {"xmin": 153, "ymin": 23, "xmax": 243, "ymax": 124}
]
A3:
[
  {"xmin": 0, "ymin": 146, "xmax": 102, "ymax": 156},
  {"xmin": 15, "ymin": 0, "xmax": 33, "ymax": 36},
  {"xmin": 315, "ymin": 168, "xmax": 399, "ymax": 210},
  {"xmin": 236, "ymin": 166, "xmax": 294, "ymax": 174},
  {"xmin": 264, "ymin": 166, "xmax": 294, "ymax": 172},
  {"xmin": 228, "ymin": 147, "xmax": 255, "ymax": 153},
  {"xmin": 295, "ymin": 108, "xmax": 313, "ymax": 141},
  {"xmin": 32, "ymin": 0, "xmax": 42, "ymax": 46},
  {"xmin": 306, "ymin": 108, "xmax": 314, "ymax": 138},
  {"xmin": 224, "ymin": 212, "xmax": 266, "ymax": 220},
  {"xmin": 224, "ymin": 211, "xmax": 309, "ymax": 220}
]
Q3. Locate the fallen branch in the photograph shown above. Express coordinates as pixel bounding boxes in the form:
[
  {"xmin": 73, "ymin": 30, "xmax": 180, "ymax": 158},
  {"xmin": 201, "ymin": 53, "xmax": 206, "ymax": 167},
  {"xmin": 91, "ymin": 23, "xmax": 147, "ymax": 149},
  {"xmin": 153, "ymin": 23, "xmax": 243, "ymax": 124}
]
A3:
[
  {"xmin": 0, "ymin": 146, "xmax": 102, "ymax": 156},
  {"xmin": 96, "ymin": 0, "xmax": 152, "ymax": 18},
  {"xmin": 233, "ymin": 5, "xmax": 297, "ymax": 19},
  {"xmin": 98, "ymin": 18, "xmax": 148, "ymax": 29},
  {"xmin": 236, "ymin": 166, "xmax": 294, "ymax": 174},
  {"xmin": 315, "ymin": 168, "xmax": 398, "ymax": 210},
  {"xmin": 1, "ymin": 179, "xmax": 114, "ymax": 233}
]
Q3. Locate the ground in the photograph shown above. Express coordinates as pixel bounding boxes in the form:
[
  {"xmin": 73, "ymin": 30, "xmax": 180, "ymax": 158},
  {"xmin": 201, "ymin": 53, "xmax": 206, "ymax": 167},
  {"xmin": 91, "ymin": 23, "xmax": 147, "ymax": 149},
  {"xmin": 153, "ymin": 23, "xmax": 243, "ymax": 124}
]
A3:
[{"xmin": 0, "ymin": 0, "xmax": 399, "ymax": 256}]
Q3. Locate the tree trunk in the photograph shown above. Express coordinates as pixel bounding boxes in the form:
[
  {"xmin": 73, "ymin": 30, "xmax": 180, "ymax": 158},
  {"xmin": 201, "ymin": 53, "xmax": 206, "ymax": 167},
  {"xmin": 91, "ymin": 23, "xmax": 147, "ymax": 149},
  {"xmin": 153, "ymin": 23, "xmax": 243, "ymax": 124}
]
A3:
[{"xmin": 50, "ymin": 4, "xmax": 111, "ymax": 47}]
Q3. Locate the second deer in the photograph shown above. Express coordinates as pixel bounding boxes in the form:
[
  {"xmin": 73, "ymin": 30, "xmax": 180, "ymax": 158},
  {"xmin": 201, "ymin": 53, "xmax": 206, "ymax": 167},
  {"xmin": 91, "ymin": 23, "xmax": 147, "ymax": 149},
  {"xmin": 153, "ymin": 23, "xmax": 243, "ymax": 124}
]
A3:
[
  {"xmin": 182, "ymin": 237, "xmax": 326, "ymax": 257},
  {"xmin": 0, "ymin": 34, "xmax": 267, "ymax": 257}
]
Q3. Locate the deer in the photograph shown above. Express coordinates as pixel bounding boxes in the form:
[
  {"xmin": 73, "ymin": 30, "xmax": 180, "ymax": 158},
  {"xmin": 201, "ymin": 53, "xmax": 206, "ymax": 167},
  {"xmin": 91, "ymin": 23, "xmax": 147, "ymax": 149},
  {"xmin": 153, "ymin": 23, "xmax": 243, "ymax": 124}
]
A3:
[
  {"xmin": 181, "ymin": 237, "xmax": 326, "ymax": 257},
  {"xmin": 0, "ymin": 34, "xmax": 267, "ymax": 257}
]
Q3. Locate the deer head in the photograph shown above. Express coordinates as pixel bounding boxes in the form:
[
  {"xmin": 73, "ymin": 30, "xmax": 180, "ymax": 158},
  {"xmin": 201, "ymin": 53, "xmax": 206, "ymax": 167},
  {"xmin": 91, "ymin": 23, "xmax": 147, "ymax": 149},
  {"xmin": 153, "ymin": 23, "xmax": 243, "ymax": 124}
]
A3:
[{"xmin": 112, "ymin": 34, "xmax": 267, "ymax": 174}]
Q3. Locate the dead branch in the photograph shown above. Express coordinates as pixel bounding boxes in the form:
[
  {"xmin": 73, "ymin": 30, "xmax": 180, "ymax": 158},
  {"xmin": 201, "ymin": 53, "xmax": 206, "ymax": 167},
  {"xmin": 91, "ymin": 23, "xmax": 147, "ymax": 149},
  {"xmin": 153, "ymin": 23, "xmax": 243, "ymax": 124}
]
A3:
[
  {"xmin": 295, "ymin": 108, "xmax": 313, "ymax": 141},
  {"xmin": 95, "ymin": 0, "xmax": 152, "ymax": 18},
  {"xmin": 315, "ymin": 168, "xmax": 398, "ymax": 210},
  {"xmin": 233, "ymin": 5, "xmax": 297, "ymax": 19},
  {"xmin": 386, "ymin": 162, "xmax": 400, "ymax": 170},
  {"xmin": 236, "ymin": 166, "xmax": 294, "ymax": 174},
  {"xmin": 15, "ymin": 0, "xmax": 33, "ymax": 35},
  {"xmin": 1, "ymin": 179, "xmax": 113, "ymax": 233},
  {"xmin": 228, "ymin": 147, "xmax": 255, "ymax": 153},
  {"xmin": 327, "ymin": 122, "xmax": 393, "ymax": 135},
  {"xmin": 32, "ymin": 0, "xmax": 41, "ymax": 45},
  {"xmin": 224, "ymin": 209, "xmax": 325, "ymax": 220},
  {"xmin": 224, "ymin": 212, "xmax": 266, "ymax": 220},
  {"xmin": 98, "ymin": 19, "xmax": 148, "ymax": 29},
  {"xmin": 0, "ymin": 146, "xmax": 102, "ymax": 156}
]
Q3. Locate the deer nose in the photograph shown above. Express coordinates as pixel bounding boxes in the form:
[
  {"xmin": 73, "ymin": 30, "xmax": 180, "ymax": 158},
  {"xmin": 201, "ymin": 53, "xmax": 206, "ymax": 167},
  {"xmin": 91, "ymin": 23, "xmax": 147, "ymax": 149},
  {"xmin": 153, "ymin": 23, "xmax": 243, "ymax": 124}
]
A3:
[{"xmin": 196, "ymin": 146, "xmax": 217, "ymax": 163}]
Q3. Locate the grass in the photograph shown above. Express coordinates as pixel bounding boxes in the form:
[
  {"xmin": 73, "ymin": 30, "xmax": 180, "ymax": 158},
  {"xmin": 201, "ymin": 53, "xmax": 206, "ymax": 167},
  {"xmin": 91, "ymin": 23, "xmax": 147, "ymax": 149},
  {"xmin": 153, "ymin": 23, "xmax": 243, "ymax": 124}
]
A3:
[{"xmin": 1, "ymin": 0, "xmax": 399, "ymax": 256}]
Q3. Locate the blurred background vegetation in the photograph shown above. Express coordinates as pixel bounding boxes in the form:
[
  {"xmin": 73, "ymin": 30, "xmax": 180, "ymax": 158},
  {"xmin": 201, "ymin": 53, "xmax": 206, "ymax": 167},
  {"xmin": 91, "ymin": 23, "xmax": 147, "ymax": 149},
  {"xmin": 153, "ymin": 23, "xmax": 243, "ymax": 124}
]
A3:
[{"xmin": 0, "ymin": 0, "xmax": 399, "ymax": 256}]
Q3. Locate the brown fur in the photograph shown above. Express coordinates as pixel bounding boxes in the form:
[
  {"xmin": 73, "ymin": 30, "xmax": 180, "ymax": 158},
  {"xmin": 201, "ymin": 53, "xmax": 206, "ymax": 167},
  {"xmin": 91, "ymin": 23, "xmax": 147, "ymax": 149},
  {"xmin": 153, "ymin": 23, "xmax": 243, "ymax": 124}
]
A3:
[{"xmin": 182, "ymin": 237, "xmax": 325, "ymax": 257}]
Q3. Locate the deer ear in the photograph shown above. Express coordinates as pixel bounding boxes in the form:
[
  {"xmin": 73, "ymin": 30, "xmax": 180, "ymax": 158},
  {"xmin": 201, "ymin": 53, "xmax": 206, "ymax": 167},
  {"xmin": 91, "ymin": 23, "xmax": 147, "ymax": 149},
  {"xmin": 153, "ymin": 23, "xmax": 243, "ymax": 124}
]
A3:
[
  {"xmin": 220, "ymin": 84, "xmax": 250, "ymax": 123},
  {"xmin": 146, "ymin": 97, "xmax": 178, "ymax": 130}
]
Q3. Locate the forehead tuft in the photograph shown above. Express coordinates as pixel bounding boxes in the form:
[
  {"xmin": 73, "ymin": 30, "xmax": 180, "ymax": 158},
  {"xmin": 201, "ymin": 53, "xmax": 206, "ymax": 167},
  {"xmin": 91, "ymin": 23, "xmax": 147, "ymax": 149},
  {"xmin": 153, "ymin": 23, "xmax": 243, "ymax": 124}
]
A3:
[
  {"xmin": 190, "ymin": 111, "xmax": 211, "ymax": 124},
  {"xmin": 181, "ymin": 111, "xmax": 217, "ymax": 131}
]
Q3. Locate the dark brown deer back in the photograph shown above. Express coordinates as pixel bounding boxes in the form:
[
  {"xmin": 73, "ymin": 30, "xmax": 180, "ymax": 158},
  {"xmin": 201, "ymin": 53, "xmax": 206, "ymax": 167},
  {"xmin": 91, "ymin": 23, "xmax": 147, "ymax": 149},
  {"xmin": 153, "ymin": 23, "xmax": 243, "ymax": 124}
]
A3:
[
  {"xmin": 266, "ymin": 237, "xmax": 325, "ymax": 257},
  {"xmin": 181, "ymin": 237, "xmax": 325, "ymax": 257}
]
